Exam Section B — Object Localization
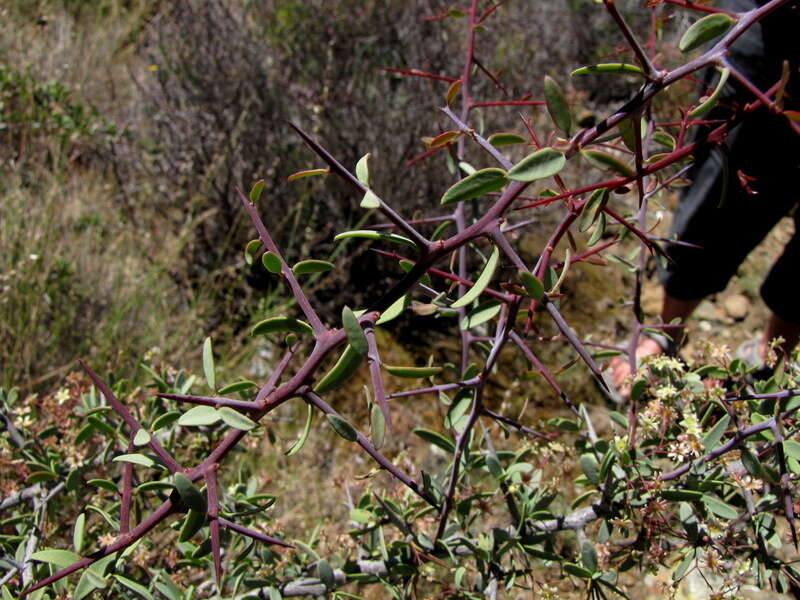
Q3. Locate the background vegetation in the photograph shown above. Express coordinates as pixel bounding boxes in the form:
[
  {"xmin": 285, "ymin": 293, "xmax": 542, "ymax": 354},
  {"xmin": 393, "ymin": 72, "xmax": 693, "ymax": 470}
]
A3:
[{"xmin": 1, "ymin": 1, "xmax": 798, "ymax": 599}]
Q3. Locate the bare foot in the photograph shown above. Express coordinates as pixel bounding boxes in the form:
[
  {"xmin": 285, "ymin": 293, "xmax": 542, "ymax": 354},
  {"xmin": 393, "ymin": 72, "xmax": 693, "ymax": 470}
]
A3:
[{"xmin": 608, "ymin": 337, "xmax": 664, "ymax": 398}]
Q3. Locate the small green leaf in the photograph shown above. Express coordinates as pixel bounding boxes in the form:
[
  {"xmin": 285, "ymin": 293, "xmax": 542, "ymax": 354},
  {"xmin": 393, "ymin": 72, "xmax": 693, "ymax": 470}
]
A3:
[
  {"xmin": 451, "ymin": 245, "xmax": 500, "ymax": 308},
  {"xmin": 73, "ymin": 513, "xmax": 86, "ymax": 554},
  {"xmin": 252, "ymin": 316, "xmax": 314, "ymax": 336},
  {"xmin": 74, "ymin": 569, "xmax": 106, "ymax": 600},
  {"xmin": 485, "ymin": 454, "xmax": 504, "ymax": 480},
  {"xmin": 262, "ymin": 251, "xmax": 282, "ymax": 273},
  {"xmin": 88, "ymin": 478, "xmax": 119, "ymax": 493},
  {"xmin": 287, "ymin": 167, "xmax": 329, "ymax": 182},
  {"xmin": 244, "ymin": 239, "xmax": 262, "ymax": 265},
  {"xmin": 178, "ymin": 509, "xmax": 206, "ymax": 542},
  {"xmin": 376, "ymin": 294, "xmax": 408, "ymax": 325},
  {"xmin": 218, "ymin": 380, "xmax": 258, "ymax": 395},
  {"xmin": 114, "ymin": 575, "xmax": 154, "ymax": 600},
  {"xmin": 461, "ymin": 300, "xmax": 502, "ymax": 329},
  {"xmin": 133, "ymin": 429, "xmax": 151, "ymax": 447},
  {"xmin": 582, "ymin": 150, "xmax": 635, "ymax": 177},
  {"xmin": 249, "ymin": 180, "xmax": 265, "ymax": 203},
  {"xmin": 413, "ymin": 428, "xmax": 455, "ymax": 453},
  {"xmin": 661, "ymin": 489, "xmax": 703, "ymax": 501},
  {"xmin": 563, "ymin": 562, "xmax": 593, "ymax": 579},
  {"xmin": 342, "ymin": 306, "xmax": 368, "ymax": 356},
  {"xmin": 202, "ymin": 337, "xmax": 215, "ymax": 392},
  {"xmin": 507, "ymin": 148, "xmax": 566, "ymax": 182},
  {"xmin": 173, "ymin": 473, "xmax": 207, "ymax": 513},
  {"xmin": 113, "ymin": 453, "xmax": 156, "ymax": 468},
  {"xmin": 571, "ymin": 63, "xmax": 644, "ymax": 76},
  {"xmin": 26, "ymin": 470, "xmax": 58, "ymax": 484},
  {"xmin": 218, "ymin": 406, "xmax": 257, "ymax": 431},
  {"xmin": 360, "ymin": 189, "xmax": 381, "ymax": 209},
  {"xmin": 440, "ymin": 168, "xmax": 508, "ymax": 205},
  {"xmin": 518, "ymin": 270, "xmax": 544, "ymax": 300},
  {"xmin": 327, "ymin": 414, "xmax": 358, "ymax": 442},
  {"xmin": 701, "ymin": 414, "xmax": 730, "ymax": 452},
  {"xmin": 293, "ymin": 259, "xmax": 335, "ymax": 275},
  {"xmin": 544, "ymin": 75, "xmax": 572, "ymax": 134},
  {"xmin": 679, "ymin": 13, "xmax": 736, "ymax": 52},
  {"xmin": 152, "ymin": 411, "xmax": 181, "ymax": 431},
  {"xmin": 702, "ymin": 494, "xmax": 739, "ymax": 520},
  {"xmin": 581, "ymin": 541, "xmax": 598, "ymax": 572},
  {"xmin": 30, "ymin": 548, "xmax": 82, "ymax": 568},
  {"xmin": 579, "ymin": 188, "xmax": 609, "ymax": 232},
  {"xmin": 384, "ymin": 365, "xmax": 443, "ymax": 378},
  {"xmin": 333, "ymin": 229, "xmax": 415, "ymax": 247},
  {"xmin": 370, "ymin": 402, "xmax": 385, "ymax": 449},
  {"xmin": 547, "ymin": 417, "xmax": 581, "ymax": 432},
  {"xmin": 314, "ymin": 345, "xmax": 364, "ymax": 394},
  {"xmin": 286, "ymin": 404, "xmax": 313, "ymax": 456},
  {"xmin": 673, "ymin": 549, "xmax": 695, "ymax": 581},
  {"xmin": 691, "ymin": 67, "xmax": 731, "ymax": 117},
  {"xmin": 317, "ymin": 558, "xmax": 335, "ymax": 589},
  {"xmin": 355, "ymin": 153, "xmax": 371, "ymax": 185},
  {"xmin": 488, "ymin": 132, "xmax": 527, "ymax": 146},
  {"xmin": 177, "ymin": 405, "xmax": 222, "ymax": 427}
]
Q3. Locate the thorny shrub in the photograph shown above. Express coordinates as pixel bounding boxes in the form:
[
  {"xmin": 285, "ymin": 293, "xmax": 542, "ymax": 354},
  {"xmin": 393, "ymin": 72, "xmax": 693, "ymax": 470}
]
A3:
[{"xmin": 2, "ymin": 1, "xmax": 800, "ymax": 599}]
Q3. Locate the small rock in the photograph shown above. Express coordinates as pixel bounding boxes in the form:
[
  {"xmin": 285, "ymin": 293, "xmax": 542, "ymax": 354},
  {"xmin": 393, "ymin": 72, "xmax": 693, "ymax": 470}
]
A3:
[{"xmin": 724, "ymin": 294, "xmax": 750, "ymax": 320}]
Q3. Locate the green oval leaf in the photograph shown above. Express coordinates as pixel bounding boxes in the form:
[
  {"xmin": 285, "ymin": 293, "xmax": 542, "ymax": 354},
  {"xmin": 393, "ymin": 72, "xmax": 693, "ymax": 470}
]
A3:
[
  {"xmin": 440, "ymin": 168, "xmax": 508, "ymax": 205},
  {"xmin": 370, "ymin": 402, "xmax": 385, "ymax": 449},
  {"xmin": 587, "ymin": 212, "xmax": 606, "ymax": 246},
  {"xmin": 26, "ymin": 470, "xmax": 58, "ymax": 484},
  {"xmin": 333, "ymin": 229, "xmax": 415, "ymax": 248},
  {"xmin": 202, "ymin": 336, "xmax": 215, "ymax": 392},
  {"xmin": 702, "ymin": 494, "xmax": 739, "ymax": 520},
  {"xmin": 413, "ymin": 428, "xmax": 455, "ymax": 453},
  {"xmin": 262, "ymin": 251, "xmax": 282, "ymax": 274},
  {"xmin": 113, "ymin": 453, "xmax": 156, "ymax": 468},
  {"xmin": 314, "ymin": 345, "xmax": 364, "ymax": 394},
  {"xmin": 249, "ymin": 180, "xmax": 265, "ymax": 203},
  {"xmin": 360, "ymin": 189, "xmax": 381, "ymax": 209},
  {"xmin": 177, "ymin": 405, "xmax": 222, "ymax": 427},
  {"xmin": 690, "ymin": 67, "xmax": 730, "ymax": 117},
  {"xmin": 544, "ymin": 75, "xmax": 572, "ymax": 134},
  {"xmin": 579, "ymin": 188, "xmax": 609, "ymax": 232},
  {"xmin": 355, "ymin": 153, "xmax": 371, "ymax": 186},
  {"xmin": 73, "ymin": 513, "xmax": 86, "ymax": 554},
  {"xmin": 88, "ymin": 478, "xmax": 119, "ymax": 493},
  {"xmin": 252, "ymin": 316, "xmax": 314, "ymax": 337},
  {"xmin": 286, "ymin": 403, "xmax": 313, "ymax": 456},
  {"xmin": 660, "ymin": 489, "xmax": 704, "ymax": 501},
  {"xmin": 488, "ymin": 132, "xmax": 527, "ymax": 147},
  {"xmin": 461, "ymin": 300, "xmax": 502, "ymax": 330},
  {"xmin": 218, "ymin": 406, "xmax": 257, "ymax": 431},
  {"xmin": 518, "ymin": 270, "xmax": 544, "ymax": 300},
  {"xmin": 342, "ymin": 306, "xmax": 368, "ymax": 356},
  {"xmin": 152, "ymin": 411, "xmax": 181, "ymax": 431},
  {"xmin": 571, "ymin": 63, "xmax": 643, "ymax": 76},
  {"xmin": 679, "ymin": 13, "xmax": 736, "ymax": 52},
  {"xmin": 507, "ymin": 148, "xmax": 566, "ymax": 182},
  {"xmin": 218, "ymin": 380, "xmax": 258, "ymax": 395},
  {"xmin": 326, "ymin": 414, "xmax": 358, "ymax": 442},
  {"xmin": 384, "ymin": 365, "xmax": 443, "ymax": 378},
  {"xmin": 317, "ymin": 558, "xmax": 335, "ymax": 589},
  {"xmin": 113, "ymin": 574, "xmax": 154, "ymax": 600},
  {"xmin": 244, "ymin": 239, "xmax": 262, "ymax": 265},
  {"xmin": 451, "ymin": 245, "xmax": 500, "ymax": 308},
  {"xmin": 178, "ymin": 509, "xmax": 206, "ymax": 542},
  {"xmin": 173, "ymin": 473, "xmax": 207, "ymax": 513},
  {"xmin": 287, "ymin": 167, "xmax": 329, "ymax": 182},
  {"xmin": 292, "ymin": 259, "xmax": 335, "ymax": 275},
  {"xmin": 31, "ymin": 548, "xmax": 82, "ymax": 568},
  {"xmin": 133, "ymin": 428, "xmax": 151, "ymax": 447},
  {"xmin": 563, "ymin": 562, "xmax": 593, "ymax": 579},
  {"xmin": 702, "ymin": 414, "xmax": 730, "ymax": 452},
  {"xmin": 376, "ymin": 294, "xmax": 408, "ymax": 326},
  {"xmin": 581, "ymin": 150, "xmax": 635, "ymax": 177}
]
